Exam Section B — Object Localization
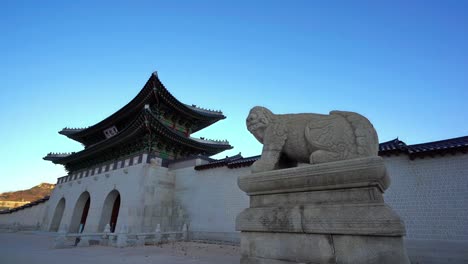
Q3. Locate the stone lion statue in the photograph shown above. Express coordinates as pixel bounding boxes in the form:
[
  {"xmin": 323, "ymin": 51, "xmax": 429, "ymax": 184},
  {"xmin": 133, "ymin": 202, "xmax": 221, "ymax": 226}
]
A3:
[{"xmin": 246, "ymin": 106, "xmax": 379, "ymax": 173}]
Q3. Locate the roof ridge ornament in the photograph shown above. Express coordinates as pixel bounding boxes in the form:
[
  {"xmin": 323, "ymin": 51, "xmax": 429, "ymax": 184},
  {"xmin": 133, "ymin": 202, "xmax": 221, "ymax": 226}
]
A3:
[
  {"xmin": 186, "ymin": 103, "xmax": 223, "ymax": 114},
  {"xmin": 196, "ymin": 136, "xmax": 230, "ymax": 145}
]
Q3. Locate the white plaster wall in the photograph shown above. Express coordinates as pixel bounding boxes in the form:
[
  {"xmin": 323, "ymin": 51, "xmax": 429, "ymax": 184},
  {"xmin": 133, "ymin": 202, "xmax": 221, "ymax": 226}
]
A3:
[
  {"xmin": 0, "ymin": 202, "xmax": 47, "ymax": 229},
  {"xmin": 45, "ymin": 163, "xmax": 152, "ymax": 234},
  {"xmin": 173, "ymin": 166, "xmax": 250, "ymax": 242},
  {"xmin": 172, "ymin": 154, "xmax": 468, "ymax": 243},
  {"xmin": 383, "ymin": 154, "xmax": 468, "ymax": 241}
]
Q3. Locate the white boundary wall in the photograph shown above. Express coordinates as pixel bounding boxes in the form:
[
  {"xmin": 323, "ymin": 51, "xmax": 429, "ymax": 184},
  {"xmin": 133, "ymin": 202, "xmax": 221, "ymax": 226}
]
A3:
[
  {"xmin": 173, "ymin": 165, "xmax": 250, "ymax": 243},
  {"xmin": 0, "ymin": 202, "xmax": 48, "ymax": 230},
  {"xmin": 384, "ymin": 153, "xmax": 468, "ymax": 241},
  {"xmin": 383, "ymin": 153, "xmax": 468, "ymax": 263}
]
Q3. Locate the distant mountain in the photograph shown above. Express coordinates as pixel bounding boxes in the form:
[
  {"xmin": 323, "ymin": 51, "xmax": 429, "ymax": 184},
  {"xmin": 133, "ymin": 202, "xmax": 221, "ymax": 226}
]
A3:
[{"xmin": 0, "ymin": 183, "xmax": 55, "ymax": 202}]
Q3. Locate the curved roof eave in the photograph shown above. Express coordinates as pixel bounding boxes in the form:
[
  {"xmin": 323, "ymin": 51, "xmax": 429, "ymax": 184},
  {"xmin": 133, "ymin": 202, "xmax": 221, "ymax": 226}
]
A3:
[
  {"xmin": 48, "ymin": 109, "xmax": 233, "ymax": 165},
  {"xmin": 145, "ymin": 110, "xmax": 232, "ymax": 151}
]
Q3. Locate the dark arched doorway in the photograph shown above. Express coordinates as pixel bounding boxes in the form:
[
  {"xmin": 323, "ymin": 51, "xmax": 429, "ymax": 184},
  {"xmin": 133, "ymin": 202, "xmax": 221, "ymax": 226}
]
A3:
[
  {"xmin": 49, "ymin": 198, "xmax": 66, "ymax": 232},
  {"xmin": 98, "ymin": 190, "xmax": 121, "ymax": 233},
  {"xmin": 69, "ymin": 192, "xmax": 91, "ymax": 233}
]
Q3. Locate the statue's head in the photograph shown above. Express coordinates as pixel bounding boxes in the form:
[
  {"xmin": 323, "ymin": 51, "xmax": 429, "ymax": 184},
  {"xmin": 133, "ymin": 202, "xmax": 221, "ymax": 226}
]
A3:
[{"xmin": 246, "ymin": 106, "xmax": 273, "ymax": 143}]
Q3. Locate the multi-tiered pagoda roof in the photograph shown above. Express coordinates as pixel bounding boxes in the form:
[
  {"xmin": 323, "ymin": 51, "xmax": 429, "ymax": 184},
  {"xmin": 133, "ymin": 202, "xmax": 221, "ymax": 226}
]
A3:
[{"xmin": 44, "ymin": 72, "xmax": 232, "ymax": 172}]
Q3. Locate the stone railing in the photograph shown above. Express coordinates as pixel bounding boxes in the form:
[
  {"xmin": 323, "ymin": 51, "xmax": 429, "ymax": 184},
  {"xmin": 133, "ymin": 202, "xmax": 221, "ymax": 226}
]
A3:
[{"xmin": 53, "ymin": 223, "xmax": 189, "ymax": 248}]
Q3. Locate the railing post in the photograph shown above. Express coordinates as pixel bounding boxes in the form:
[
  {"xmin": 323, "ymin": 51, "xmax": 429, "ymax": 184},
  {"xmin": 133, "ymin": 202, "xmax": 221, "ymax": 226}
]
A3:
[
  {"xmin": 104, "ymin": 224, "xmax": 111, "ymax": 234},
  {"xmin": 101, "ymin": 224, "xmax": 111, "ymax": 246},
  {"xmin": 154, "ymin": 224, "xmax": 161, "ymax": 244},
  {"xmin": 77, "ymin": 235, "xmax": 90, "ymax": 247},
  {"xmin": 53, "ymin": 224, "xmax": 68, "ymax": 249},
  {"xmin": 182, "ymin": 223, "xmax": 188, "ymax": 242},
  {"xmin": 116, "ymin": 224, "xmax": 128, "ymax": 248},
  {"xmin": 136, "ymin": 234, "xmax": 146, "ymax": 247}
]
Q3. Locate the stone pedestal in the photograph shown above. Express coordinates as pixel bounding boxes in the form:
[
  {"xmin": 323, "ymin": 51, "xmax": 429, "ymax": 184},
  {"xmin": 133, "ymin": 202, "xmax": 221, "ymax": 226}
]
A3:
[{"xmin": 236, "ymin": 157, "xmax": 410, "ymax": 264}]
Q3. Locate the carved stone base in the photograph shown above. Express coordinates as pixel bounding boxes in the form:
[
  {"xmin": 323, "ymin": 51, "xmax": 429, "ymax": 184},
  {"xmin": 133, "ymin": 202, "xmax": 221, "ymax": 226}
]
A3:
[
  {"xmin": 236, "ymin": 157, "xmax": 410, "ymax": 264},
  {"xmin": 240, "ymin": 232, "xmax": 409, "ymax": 264}
]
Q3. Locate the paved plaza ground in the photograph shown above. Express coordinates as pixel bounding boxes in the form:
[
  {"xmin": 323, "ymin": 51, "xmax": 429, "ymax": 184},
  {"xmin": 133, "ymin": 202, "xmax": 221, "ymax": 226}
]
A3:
[
  {"xmin": 3, "ymin": 231, "xmax": 468, "ymax": 263},
  {"xmin": 0, "ymin": 231, "xmax": 240, "ymax": 264}
]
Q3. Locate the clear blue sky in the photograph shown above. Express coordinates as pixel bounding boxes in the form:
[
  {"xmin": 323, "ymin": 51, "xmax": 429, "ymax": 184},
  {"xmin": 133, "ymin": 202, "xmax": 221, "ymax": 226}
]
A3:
[{"xmin": 1, "ymin": 0, "xmax": 467, "ymax": 193}]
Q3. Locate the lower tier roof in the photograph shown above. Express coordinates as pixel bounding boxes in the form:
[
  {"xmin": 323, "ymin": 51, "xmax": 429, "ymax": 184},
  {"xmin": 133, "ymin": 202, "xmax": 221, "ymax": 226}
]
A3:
[{"xmin": 44, "ymin": 107, "xmax": 232, "ymax": 171}]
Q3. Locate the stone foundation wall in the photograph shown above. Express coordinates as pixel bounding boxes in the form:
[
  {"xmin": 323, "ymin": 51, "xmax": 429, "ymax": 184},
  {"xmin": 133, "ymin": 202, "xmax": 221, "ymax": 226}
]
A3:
[
  {"xmin": 44, "ymin": 162, "xmax": 162, "ymax": 234},
  {"xmin": 141, "ymin": 165, "xmax": 175, "ymax": 232}
]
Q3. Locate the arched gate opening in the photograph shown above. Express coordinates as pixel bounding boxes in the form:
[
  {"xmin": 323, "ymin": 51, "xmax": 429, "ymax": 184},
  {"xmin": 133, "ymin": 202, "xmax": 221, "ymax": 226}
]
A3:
[
  {"xmin": 69, "ymin": 192, "xmax": 91, "ymax": 233},
  {"xmin": 98, "ymin": 190, "xmax": 121, "ymax": 233},
  {"xmin": 49, "ymin": 198, "xmax": 66, "ymax": 232}
]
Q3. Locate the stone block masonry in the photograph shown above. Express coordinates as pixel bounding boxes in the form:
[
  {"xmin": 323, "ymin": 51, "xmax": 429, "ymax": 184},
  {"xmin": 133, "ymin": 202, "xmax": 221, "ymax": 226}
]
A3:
[{"xmin": 384, "ymin": 154, "xmax": 468, "ymax": 241}]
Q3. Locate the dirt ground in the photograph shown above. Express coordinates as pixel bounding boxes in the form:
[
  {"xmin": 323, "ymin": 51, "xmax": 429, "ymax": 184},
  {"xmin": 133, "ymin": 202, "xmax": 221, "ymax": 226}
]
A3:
[{"xmin": 0, "ymin": 231, "xmax": 241, "ymax": 264}]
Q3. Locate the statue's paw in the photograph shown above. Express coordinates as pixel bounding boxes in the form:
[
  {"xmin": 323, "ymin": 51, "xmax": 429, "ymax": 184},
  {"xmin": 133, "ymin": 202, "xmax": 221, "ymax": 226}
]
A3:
[
  {"xmin": 309, "ymin": 150, "xmax": 343, "ymax": 164},
  {"xmin": 251, "ymin": 160, "xmax": 274, "ymax": 173}
]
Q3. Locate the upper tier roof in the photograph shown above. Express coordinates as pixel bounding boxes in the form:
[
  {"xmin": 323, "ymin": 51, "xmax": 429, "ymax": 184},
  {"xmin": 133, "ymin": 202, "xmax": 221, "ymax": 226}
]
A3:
[{"xmin": 59, "ymin": 72, "xmax": 226, "ymax": 146}]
